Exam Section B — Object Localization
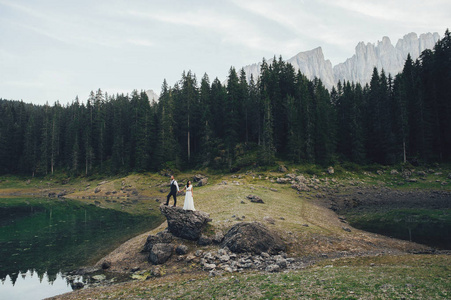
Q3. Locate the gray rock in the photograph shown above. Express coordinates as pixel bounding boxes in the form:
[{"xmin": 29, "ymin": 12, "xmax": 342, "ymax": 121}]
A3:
[
  {"xmin": 265, "ymin": 264, "xmax": 280, "ymax": 272},
  {"xmin": 101, "ymin": 261, "xmax": 111, "ymax": 270},
  {"xmin": 327, "ymin": 166, "xmax": 334, "ymax": 174},
  {"xmin": 160, "ymin": 205, "xmax": 211, "ymax": 241},
  {"xmin": 176, "ymin": 244, "xmax": 188, "ymax": 255},
  {"xmin": 149, "ymin": 243, "xmax": 173, "ymax": 265},
  {"xmin": 212, "ymin": 231, "xmax": 224, "ymax": 244},
  {"xmin": 197, "ymin": 235, "xmax": 212, "ymax": 246},
  {"xmin": 342, "ymin": 227, "xmax": 352, "ymax": 232},
  {"xmin": 203, "ymin": 252, "xmax": 214, "ymax": 261},
  {"xmin": 209, "ymin": 270, "xmax": 221, "ymax": 277},
  {"xmin": 295, "ymin": 175, "xmax": 308, "ymax": 184},
  {"xmin": 276, "ymin": 257, "xmax": 287, "ymax": 269},
  {"xmin": 276, "ymin": 178, "xmax": 291, "ymax": 184},
  {"xmin": 218, "ymin": 248, "xmax": 229, "ymax": 256},
  {"xmin": 278, "ymin": 165, "xmax": 288, "ymax": 173},
  {"xmin": 263, "ymin": 216, "xmax": 275, "ymax": 225},
  {"xmin": 91, "ymin": 274, "xmax": 106, "ymax": 281},
  {"xmin": 223, "ymin": 265, "xmax": 233, "ymax": 273},
  {"xmin": 222, "ymin": 222, "xmax": 286, "ymax": 255},
  {"xmin": 193, "ymin": 174, "xmax": 206, "ymax": 182},
  {"xmin": 219, "ymin": 255, "xmax": 230, "ymax": 262},
  {"xmin": 197, "ymin": 178, "xmax": 208, "ymax": 187},
  {"xmin": 143, "ymin": 231, "xmax": 173, "ymax": 252},
  {"xmin": 203, "ymin": 263, "xmax": 216, "ymax": 271},
  {"xmin": 291, "ymin": 183, "xmax": 310, "ymax": 192},
  {"xmin": 246, "ymin": 195, "xmax": 264, "ymax": 204}
]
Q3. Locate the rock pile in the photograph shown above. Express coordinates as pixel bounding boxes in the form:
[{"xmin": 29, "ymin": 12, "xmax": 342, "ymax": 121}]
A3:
[
  {"xmin": 145, "ymin": 209, "xmax": 288, "ymax": 271},
  {"xmin": 197, "ymin": 247, "xmax": 299, "ymax": 275}
]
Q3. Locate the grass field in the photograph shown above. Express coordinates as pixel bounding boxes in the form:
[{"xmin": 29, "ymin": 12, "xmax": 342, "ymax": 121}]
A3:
[{"xmin": 51, "ymin": 254, "xmax": 450, "ymax": 299}]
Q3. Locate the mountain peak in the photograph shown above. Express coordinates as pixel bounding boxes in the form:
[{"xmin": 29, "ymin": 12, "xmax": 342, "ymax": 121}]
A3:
[{"xmin": 240, "ymin": 31, "xmax": 441, "ymax": 90}]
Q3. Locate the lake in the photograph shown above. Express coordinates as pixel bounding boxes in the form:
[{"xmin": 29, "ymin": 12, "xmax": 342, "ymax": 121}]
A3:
[
  {"xmin": 0, "ymin": 197, "xmax": 162, "ymax": 299},
  {"xmin": 345, "ymin": 208, "xmax": 451, "ymax": 249}
]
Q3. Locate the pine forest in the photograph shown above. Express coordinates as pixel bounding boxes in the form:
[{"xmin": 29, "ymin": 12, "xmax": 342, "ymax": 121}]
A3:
[{"xmin": 1, "ymin": 30, "xmax": 450, "ymax": 176}]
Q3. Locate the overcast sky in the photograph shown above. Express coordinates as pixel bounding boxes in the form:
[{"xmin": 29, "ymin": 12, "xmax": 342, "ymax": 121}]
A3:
[{"xmin": 1, "ymin": 0, "xmax": 449, "ymax": 105}]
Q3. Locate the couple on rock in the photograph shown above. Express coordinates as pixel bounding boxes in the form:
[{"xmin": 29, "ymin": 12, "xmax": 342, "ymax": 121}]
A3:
[{"xmin": 165, "ymin": 175, "xmax": 195, "ymax": 211}]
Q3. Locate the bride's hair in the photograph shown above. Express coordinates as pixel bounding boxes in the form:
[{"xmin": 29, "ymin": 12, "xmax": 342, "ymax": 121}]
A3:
[{"xmin": 186, "ymin": 181, "xmax": 191, "ymax": 187}]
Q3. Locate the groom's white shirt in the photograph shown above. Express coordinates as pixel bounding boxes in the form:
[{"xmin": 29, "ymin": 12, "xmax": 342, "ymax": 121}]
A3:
[{"xmin": 171, "ymin": 179, "xmax": 180, "ymax": 192}]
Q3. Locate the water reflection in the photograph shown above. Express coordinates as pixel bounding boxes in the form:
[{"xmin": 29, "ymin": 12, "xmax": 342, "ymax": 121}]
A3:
[
  {"xmin": 1, "ymin": 270, "xmax": 79, "ymax": 300},
  {"xmin": 0, "ymin": 197, "xmax": 162, "ymax": 298}
]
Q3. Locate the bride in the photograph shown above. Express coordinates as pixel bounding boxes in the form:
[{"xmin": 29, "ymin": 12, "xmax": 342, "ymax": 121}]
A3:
[{"xmin": 181, "ymin": 180, "xmax": 195, "ymax": 211}]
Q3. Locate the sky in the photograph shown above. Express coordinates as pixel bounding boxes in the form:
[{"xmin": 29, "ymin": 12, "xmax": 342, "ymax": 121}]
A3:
[{"xmin": 1, "ymin": 0, "xmax": 449, "ymax": 105}]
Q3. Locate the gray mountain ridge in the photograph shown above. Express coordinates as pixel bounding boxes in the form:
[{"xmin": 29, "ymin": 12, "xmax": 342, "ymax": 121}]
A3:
[{"xmin": 241, "ymin": 32, "xmax": 441, "ymax": 90}]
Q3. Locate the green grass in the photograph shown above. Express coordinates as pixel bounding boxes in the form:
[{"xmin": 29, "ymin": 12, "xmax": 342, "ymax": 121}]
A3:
[{"xmin": 81, "ymin": 254, "xmax": 450, "ymax": 299}]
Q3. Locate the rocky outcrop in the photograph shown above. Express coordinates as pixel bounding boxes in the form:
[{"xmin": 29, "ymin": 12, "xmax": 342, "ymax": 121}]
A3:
[
  {"xmin": 145, "ymin": 89, "xmax": 159, "ymax": 102},
  {"xmin": 221, "ymin": 222, "xmax": 286, "ymax": 255},
  {"xmin": 159, "ymin": 205, "xmax": 212, "ymax": 241},
  {"xmin": 242, "ymin": 47, "xmax": 335, "ymax": 89},
  {"xmin": 286, "ymin": 47, "xmax": 335, "ymax": 88}
]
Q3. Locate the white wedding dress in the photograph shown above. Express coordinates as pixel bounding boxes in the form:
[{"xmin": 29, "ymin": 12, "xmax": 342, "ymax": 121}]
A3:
[{"xmin": 183, "ymin": 185, "xmax": 195, "ymax": 211}]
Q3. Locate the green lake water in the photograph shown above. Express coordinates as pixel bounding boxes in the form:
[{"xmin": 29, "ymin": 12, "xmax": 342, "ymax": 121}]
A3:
[
  {"xmin": 0, "ymin": 197, "xmax": 162, "ymax": 299},
  {"xmin": 346, "ymin": 208, "xmax": 451, "ymax": 249}
]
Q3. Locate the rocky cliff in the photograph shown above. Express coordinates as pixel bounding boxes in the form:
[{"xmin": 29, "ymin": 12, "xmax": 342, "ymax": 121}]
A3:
[
  {"xmin": 333, "ymin": 32, "xmax": 440, "ymax": 87},
  {"xmin": 241, "ymin": 32, "xmax": 441, "ymax": 90}
]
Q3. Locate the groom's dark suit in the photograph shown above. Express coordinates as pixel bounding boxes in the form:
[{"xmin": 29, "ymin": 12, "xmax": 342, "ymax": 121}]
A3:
[{"xmin": 166, "ymin": 179, "xmax": 179, "ymax": 206}]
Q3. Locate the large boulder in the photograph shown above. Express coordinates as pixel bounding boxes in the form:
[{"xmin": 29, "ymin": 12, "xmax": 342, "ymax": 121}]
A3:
[
  {"xmin": 143, "ymin": 230, "xmax": 173, "ymax": 252},
  {"xmin": 160, "ymin": 205, "xmax": 212, "ymax": 241},
  {"xmin": 221, "ymin": 222, "xmax": 286, "ymax": 255},
  {"xmin": 149, "ymin": 243, "xmax": 174, "ymax": 265}
]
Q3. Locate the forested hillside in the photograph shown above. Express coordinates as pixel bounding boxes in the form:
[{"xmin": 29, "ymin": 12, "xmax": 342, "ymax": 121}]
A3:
[{"xmin": 1, "ymin": 30, "xmax": 450, "ymax": 176}]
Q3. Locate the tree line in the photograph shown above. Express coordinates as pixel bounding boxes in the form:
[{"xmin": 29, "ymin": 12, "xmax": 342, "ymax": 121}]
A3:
[{"xmin": 1, "ymin": 30, "xmax": 450, "ymax": 176}]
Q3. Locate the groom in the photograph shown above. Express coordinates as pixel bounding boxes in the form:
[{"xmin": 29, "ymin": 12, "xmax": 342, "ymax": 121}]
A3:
[{"xmin": 165, "ymin": 175, "xmax": 180, "ymax": 207}]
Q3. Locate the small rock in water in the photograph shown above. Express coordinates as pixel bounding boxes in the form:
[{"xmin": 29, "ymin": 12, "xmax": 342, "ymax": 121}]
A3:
[{"xmin": 71, "ymin": 282, "xmax": 84, "ymax": 290}]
